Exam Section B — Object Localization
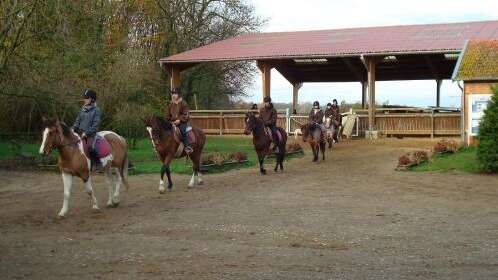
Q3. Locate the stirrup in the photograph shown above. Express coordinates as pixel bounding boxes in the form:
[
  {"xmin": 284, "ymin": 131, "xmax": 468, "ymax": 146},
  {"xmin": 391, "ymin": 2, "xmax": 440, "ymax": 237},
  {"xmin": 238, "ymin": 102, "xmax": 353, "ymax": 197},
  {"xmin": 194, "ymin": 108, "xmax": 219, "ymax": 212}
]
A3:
[{"xmin": 184, "ymin": 145, "xmax": 193, "ymax": 155}]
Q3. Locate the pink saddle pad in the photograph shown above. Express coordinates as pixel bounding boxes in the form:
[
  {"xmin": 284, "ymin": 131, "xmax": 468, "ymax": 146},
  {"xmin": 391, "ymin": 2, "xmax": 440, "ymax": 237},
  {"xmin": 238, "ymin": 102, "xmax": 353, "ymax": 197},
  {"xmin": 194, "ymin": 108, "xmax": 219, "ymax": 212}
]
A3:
[{"xmin": 95, "ymin": 136, "xmax": 112, "ymax": 158}]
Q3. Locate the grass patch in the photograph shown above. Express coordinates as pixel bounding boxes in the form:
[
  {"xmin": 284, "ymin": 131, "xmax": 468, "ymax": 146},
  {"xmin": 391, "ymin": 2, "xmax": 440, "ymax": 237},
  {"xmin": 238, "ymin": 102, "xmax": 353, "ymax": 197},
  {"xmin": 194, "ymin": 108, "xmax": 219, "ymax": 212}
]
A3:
[
  {"xmin": 410, "ymin": 147, "xmax": 480, "ymax": 173},
  {"xmin": 0, "ymin": 136, "xmax": 302, "ymax": 175}
]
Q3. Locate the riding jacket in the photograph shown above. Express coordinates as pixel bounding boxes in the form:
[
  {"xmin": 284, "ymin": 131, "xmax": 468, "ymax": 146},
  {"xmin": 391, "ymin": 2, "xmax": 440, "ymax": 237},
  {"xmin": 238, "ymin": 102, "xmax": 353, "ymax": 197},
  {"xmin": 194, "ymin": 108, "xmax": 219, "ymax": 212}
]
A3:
[
  {"xmin": 309, "ymin": 109, "xmax": 324, "ymax": 124},
  {"xmin": 73, "ymin": 103, "xmax": 102, "ymax": 137},
  {"xmin": 259, "ymin": 104, "xmax": 277, "ymax": 127},
  {"xmin": 166, "ymin": 98, "xmax": 190, "ymax": 123}
]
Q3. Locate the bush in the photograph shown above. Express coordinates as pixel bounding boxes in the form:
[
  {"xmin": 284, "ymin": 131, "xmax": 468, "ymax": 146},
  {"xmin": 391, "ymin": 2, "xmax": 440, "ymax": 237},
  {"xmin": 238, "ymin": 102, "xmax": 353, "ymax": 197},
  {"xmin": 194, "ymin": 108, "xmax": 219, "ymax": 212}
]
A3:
[
  {"xmin": 228, "ymin": 152, "xmax": 248, "ymax": 163},
  {"xmin": 397, "ymin": 150, "xmax": 430, "ymax": 169},
  {"xmin": 477, "ymin": 87, "xmax": 498, "ymax": 173},
  {"xmin": 434, "ymin": 139, "xmax": 460, "ymax": 153}
]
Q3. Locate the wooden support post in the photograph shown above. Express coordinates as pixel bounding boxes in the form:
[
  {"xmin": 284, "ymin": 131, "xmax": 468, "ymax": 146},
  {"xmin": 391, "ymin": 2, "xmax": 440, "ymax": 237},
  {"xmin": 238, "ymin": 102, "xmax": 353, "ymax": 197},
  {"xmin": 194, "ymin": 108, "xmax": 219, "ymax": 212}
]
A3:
[
  {"xmin": 292, "ymin": 83, "xmax": 302, "ymax": 113},
  {"xmin": 366, "ymin": 57, "xmax": 378, "ymax": 133},
  {"xmin": 219, "ymin": 112, "xmax": 223, "ymax": 135},
  {"xmin": 361, "ymin": 81, "xmax": 367, "ymax": 109},
  {"xmin": 169, "ymin": 66, "xmax": 181, "ymax": 91},
  {"xmin": 257, "ymin": 61, "xmax": 273, "ymax": 100},
  {"xmin": 436, "ymin": 79, "xmax": 442, "ymax": 107}
]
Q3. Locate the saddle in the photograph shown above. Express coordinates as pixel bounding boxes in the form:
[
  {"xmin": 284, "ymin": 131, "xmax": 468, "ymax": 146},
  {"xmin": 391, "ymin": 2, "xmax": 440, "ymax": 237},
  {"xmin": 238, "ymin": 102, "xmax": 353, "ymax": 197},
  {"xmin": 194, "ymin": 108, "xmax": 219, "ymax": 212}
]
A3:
[
  {"xmin": 172, "ymin": 125, "xmax": 196, "ymax": 157},
  {"xmin": 264, "ymin": 127, "xmax": 283, "ymax": 144},
  {"xmin": 82, "ymin": 134, "xmax": 112, "ymax": 159}
]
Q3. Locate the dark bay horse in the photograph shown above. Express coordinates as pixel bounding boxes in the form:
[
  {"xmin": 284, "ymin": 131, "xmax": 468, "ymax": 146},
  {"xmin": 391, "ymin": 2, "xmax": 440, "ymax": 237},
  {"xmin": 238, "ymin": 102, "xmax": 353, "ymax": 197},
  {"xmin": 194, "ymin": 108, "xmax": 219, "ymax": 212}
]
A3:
[
  {"xmin": 244, "ymin": 112, "xmax": 287, "ymax": 174},
  {"xmin": 39, "ymin": 118, "xmax": 130, "ymax": 217},
  {"xmin": 301, "ymin": 123, "xmax": 326, "ymax": 162},
  {"xmin": 145, "ymin": 116, "xmax": 206, "ymax": 193}
]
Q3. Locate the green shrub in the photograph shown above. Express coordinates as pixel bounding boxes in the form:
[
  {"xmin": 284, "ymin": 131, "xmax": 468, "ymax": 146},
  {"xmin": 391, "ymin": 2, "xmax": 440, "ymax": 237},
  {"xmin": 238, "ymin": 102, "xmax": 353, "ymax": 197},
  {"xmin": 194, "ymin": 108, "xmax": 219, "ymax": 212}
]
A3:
[{"xmin": 477, "ymin": 86, "xmax": 498, "ymax": 173}]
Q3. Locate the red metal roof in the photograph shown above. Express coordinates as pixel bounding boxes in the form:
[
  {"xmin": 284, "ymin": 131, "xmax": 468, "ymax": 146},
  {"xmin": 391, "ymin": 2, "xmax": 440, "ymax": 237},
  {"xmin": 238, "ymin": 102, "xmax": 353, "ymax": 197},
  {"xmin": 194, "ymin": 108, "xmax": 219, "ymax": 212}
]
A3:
[{"xmin": 160, "ymin": 20, "xmax": 498, "ymax": 64}]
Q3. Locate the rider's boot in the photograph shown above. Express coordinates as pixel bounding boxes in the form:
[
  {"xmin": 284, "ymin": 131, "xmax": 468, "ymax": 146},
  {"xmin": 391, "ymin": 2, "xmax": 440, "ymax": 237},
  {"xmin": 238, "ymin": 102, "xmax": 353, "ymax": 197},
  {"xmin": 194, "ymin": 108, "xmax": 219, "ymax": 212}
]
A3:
[{"xmin": 183, "ymin": 137, "xmax": 194, "ymax": 155}]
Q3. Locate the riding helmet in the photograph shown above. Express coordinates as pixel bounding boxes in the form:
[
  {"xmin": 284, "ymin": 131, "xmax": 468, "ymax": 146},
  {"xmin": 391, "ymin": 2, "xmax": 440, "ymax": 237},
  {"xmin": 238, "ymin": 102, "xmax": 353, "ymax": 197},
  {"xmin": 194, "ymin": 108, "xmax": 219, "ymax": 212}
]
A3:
[
  {"xmin": 171, "ymin": 87, "xmax": 182, "ymax": 95},
  {"xmin": 333, "ymin": 99, "xmax": 338, "ymax": 104},
  {"xmin": 313, "ymin": 101, "xmax": 320, "ymax": 107},
  {"xmin": 263, "ymin": 96, "xmax": 272, "ymax": 103},
  {"xmin": 327, "ymin": 103, "xmax": 332, "ymax": 107},
  {"xmin": 83, "ymin": 89, "xmax": 97, "ymax": 100}
]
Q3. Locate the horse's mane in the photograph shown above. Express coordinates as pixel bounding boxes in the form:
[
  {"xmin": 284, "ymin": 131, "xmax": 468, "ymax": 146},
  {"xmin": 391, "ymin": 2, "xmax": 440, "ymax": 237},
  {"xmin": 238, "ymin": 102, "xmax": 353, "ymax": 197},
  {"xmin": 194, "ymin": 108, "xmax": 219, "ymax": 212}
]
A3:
[
  {"xmin": 58, "ymin": 122, "xmax": 72, "ymax": 136},
  {"xmin": 248, "ymin": 113, "xmax": 264, "ymax": 129},
  {"xmin": 153, "ymin": 116, "xmax": 173, "ymax": 131}
]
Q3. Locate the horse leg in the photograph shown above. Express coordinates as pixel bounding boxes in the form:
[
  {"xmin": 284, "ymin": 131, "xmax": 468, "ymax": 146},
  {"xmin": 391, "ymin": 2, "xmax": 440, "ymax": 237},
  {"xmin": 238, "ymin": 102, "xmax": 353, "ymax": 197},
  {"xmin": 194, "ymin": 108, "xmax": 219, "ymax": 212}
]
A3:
[
  {"xmin": 84, "ymin": 177, "xmax": 99, "ymax": 211},
  {"xmin": 321, "ymin": 141, "xmax": 326, "ymax": 160},
  {"xmin": 159, "ymin": 164, "xmax": 172, "ymax": 193},
  {"xmin": 258, "ymin": 153, "xmax": 266, "ymax": 175},
  {"xmin": 312, "ymin": 144, "xmax": 318, "ymax": 162},
  {"xmin": 112, "ymin": 167, "xmax": 122, "ymax": 206},
  {"xmin": 58, "ymin": 172, "xmax": 73, "ymax": 217},
  {"xmin": 194, "ymin": 154, "xmax": 203, "ymax": 185},
  {"xmin": 105, "ymin": 168, "xmax": 116, "ymax": 207}
]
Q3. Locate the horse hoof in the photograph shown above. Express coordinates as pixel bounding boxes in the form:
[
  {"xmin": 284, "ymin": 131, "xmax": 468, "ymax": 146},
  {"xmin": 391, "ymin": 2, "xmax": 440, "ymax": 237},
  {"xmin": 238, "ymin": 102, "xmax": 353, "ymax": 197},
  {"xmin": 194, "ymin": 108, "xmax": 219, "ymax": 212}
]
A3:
[
  {"xmin": 58, "ymin": 213, "xmax": 66, "ymax": 219},
  {"xmin": 107, "ymin": 202, "xmax": 119, "ymax": 208},
  {"xmin": 92, "ymin": 206, "xmax": 101, "ymax": 212},
  {"xmin": 260, "ymin": 170, "xmax": 267, "ymax": 175}
]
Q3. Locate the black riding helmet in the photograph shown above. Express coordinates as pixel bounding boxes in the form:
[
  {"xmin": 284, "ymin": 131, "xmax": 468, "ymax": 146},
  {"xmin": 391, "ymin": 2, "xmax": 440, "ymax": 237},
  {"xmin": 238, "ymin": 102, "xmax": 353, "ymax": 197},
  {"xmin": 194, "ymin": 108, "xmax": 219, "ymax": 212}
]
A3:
[
  {"xmin": 263, "ymin": 96, "xmax": 272, "ymax": 103},
  {"xmin": 327, "ymin": 102, "xmax": 332, "ymax": 107},
  {"xmin": 332, "ymin": 99, "xmax": 338, "ymax": 104},
  {"xmin": 171, "ymin": 87, "xmax": 182, "ymax": 95},
  {"xmin": 83, "ymin": 89, "xmax": 97, "ymax": 101},
  {"xmin": 313, "ymin": 101, "xmax": 320, "ymax": 108}
]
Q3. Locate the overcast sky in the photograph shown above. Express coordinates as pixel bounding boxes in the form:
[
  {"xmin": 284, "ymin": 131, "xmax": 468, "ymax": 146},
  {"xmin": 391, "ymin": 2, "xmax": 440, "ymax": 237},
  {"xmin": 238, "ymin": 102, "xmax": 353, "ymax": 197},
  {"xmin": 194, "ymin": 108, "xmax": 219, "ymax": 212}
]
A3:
[{"xmin": 244, "ymin": 0, "xmax": 498, "ymax": 107}]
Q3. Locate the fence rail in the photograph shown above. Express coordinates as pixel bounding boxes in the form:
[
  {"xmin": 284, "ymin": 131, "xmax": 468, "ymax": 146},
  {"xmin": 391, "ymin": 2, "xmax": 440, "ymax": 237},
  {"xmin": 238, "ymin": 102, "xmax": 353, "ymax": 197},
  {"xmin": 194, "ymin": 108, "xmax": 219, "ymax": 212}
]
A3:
[{"xmin": 189, "ymin": 108, "xmax": 461, "ymax": 137}]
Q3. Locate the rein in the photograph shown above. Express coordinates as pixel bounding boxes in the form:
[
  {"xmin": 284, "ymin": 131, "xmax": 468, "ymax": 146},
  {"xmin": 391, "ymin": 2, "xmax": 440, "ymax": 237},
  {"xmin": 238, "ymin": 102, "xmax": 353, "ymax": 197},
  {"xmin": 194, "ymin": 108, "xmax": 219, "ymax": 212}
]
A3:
[{"xmin": 59, "ymin": 138, "xmax": 81, "ymax": 148}]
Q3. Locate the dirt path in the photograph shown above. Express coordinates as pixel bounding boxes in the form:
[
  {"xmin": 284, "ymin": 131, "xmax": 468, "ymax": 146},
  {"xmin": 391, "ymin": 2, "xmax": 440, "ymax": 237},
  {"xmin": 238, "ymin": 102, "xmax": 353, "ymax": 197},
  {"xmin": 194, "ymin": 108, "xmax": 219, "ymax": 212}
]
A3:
[{"xmin": 1, "ymin": 139, "xmax": 497, "ymax": 280}]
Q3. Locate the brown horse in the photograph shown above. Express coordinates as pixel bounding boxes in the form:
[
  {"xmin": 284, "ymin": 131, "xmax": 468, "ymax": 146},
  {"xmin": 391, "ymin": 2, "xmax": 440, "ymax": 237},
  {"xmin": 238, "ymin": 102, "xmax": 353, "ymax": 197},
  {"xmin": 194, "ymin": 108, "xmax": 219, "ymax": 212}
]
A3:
[
  {"xmin": 244, "ymin": 112, "xmax": 287, "ymax": 174},
  {"xmin": 300, "ymin": 123, "xmax": 326, "ymax": 162},
  {"xmin": 145, "ymin": 116, "xmax": 206, "ymax": 193},
  {"xmin": 39, "ymin": 118, "xmax": 130, "ymax": 217}
]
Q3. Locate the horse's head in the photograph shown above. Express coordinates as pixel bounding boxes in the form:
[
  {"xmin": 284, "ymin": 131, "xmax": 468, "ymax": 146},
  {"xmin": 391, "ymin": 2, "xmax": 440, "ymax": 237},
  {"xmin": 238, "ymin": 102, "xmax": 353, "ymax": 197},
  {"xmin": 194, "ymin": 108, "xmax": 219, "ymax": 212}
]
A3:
[
  {"xmin": 300, "ymin": 123, "xmax": 310, "ymax": 142},
  {"xmin": 39, "ymin": 117, "xmax": 72, "ymax": 155},
  {"xmin": 145, "ymin": 115, "xmax": 172, "ymax": 147},
  {"xmin": 244, "ymin": 112, "xmax": 257, "ymax": 135}
]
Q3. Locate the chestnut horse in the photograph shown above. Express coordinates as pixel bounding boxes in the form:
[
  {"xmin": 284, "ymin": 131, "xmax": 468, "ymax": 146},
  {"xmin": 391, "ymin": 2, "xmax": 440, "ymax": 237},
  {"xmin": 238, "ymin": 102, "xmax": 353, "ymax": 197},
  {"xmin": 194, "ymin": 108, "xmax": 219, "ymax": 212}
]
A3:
[
  {"xmin": 244, "ymin": 112, "xmax": 287, "ymax": 174},
  {"xmin": 145, "ymin": 116, "xmax": 206, "ymax": 193},
  {"xmin": 300, "ymin": 123, "xmax": 326, "ymax": 162},
  {"xmin": 39, "ymin": 118, "xmax": 129, "ymax": 217}
]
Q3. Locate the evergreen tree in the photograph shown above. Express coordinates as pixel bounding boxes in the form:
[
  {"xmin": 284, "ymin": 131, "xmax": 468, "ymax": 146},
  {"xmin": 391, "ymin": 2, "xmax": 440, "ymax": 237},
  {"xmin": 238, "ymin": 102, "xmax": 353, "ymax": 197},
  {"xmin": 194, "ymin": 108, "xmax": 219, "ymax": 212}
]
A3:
[{"xmin": 477, "ymin": 86, "xmax": 498, "ymax": 173}]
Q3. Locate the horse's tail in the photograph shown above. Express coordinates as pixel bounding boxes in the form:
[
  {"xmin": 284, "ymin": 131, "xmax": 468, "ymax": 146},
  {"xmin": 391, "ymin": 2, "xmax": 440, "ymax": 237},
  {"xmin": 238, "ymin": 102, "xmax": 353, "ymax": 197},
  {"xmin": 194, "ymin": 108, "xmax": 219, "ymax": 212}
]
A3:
[{"xmin": 120, "ymin": 152, "xmax": 130, "ymax": 190}]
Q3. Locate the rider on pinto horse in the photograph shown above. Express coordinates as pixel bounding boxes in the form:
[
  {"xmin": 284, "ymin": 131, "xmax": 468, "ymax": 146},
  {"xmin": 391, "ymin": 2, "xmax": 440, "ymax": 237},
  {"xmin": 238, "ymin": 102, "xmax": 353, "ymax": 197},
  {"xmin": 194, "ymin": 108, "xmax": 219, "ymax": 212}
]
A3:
[
  {"xmin": 166, "ymin": 87, "xmax": 193, "ymax": 155},
  {"xmin": 259, "ymin": 96, "xmax": 279, "ymax": 152},
  {"xmin": 72, "ymin": 89, "xmax": 102, "ymax": 168}
]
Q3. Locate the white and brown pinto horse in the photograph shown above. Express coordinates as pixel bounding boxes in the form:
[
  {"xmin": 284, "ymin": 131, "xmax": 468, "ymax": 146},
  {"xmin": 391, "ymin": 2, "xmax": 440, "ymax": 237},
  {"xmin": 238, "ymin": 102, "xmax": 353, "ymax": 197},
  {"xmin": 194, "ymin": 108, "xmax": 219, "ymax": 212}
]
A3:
[
  {"xmin": 39, "ymin": 118, "xmax": 129, "ymax": 217},
  {"xmin": 324, "ymin": 116, "xmax": 338, "ymax": 148}
]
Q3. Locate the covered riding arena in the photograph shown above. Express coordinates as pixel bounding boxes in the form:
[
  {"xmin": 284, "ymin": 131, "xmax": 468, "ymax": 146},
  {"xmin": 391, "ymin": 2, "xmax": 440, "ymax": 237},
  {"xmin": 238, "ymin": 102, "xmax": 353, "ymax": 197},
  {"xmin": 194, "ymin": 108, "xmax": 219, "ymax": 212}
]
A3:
[{"xmin": 160, "ymin": 20, "xmax": 498, "ymax": 139}]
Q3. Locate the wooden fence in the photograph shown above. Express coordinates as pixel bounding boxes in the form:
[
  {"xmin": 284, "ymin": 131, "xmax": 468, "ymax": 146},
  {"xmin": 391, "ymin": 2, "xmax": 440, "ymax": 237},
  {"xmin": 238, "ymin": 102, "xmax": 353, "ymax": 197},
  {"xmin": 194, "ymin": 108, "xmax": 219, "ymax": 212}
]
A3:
[{"xmin": 189, "ymin": 108, "xmax": 461, "ymax": 137}]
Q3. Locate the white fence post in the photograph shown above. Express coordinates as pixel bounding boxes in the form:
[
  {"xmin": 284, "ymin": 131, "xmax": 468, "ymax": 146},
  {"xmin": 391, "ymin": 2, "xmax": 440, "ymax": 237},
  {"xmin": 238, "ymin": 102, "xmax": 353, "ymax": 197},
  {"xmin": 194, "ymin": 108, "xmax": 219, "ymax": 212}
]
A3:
[{"xmin": 285, "ymin": 108, "xmax": 290, "ymax": 133}]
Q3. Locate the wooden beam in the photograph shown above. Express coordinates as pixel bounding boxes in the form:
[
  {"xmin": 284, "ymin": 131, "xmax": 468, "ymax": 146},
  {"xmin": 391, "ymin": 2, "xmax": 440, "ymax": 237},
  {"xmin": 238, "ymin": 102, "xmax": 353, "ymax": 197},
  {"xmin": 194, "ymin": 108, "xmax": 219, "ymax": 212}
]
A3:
[
  {"xmin": 292, "ymin": 83, "xmax": 303, "ymax": 113},
  {"xmin": 257, "ymin": 61, "xmax": 273, "ymax": 99},
  {"xmin": 424, "ymin": 55, "xmax": 441, "ymax": 80},
  {"xmin": 341, "ymin": 57, "xmax": 366, "ymax": 81}
]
